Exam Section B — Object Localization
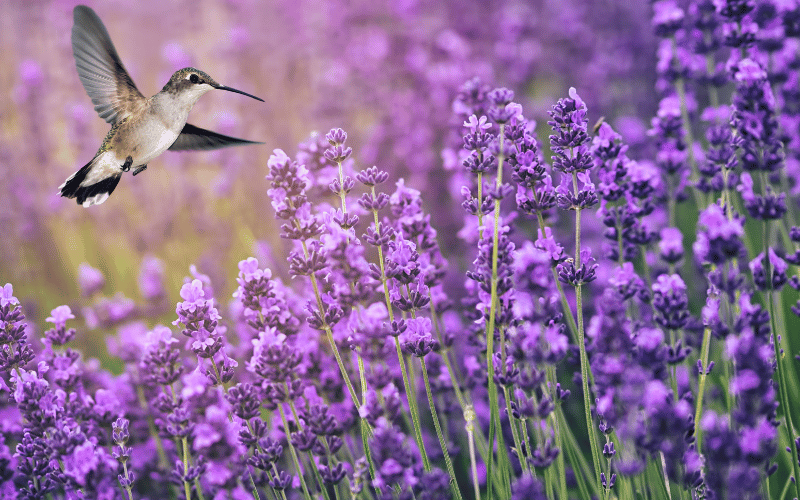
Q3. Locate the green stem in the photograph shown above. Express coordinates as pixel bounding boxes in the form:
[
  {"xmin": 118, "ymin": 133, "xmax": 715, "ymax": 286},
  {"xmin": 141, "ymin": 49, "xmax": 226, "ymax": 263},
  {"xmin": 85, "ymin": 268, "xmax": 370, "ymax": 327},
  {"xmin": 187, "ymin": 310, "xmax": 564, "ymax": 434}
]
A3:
[
  {"xmin": 277, "ymin": 405, "xmax": 314, "ymax": 500},
  {"xmin": 760, "ymin": 216, "xmax": 800, "ymax": 500},
  {"xmin": 694, "ymin": 326, "xmax": 712, "ymax": 449},
  {"xmin": 767, "ymin": 289, "xmax": 800, "ymax": 500},
  {"xmin": 290, "ymin": 399, "xmax": 333, "ymax": 500},
  {"xmin": 248, "ymin": 470, "xmax": 264, "ymax": 500},
  {"xmin": 296, "ymin": 231, "xmax": 363, "ymax": 412},
  {"xmin": 122, "ymin": 462, "xmax": 134, "ymax": 500},
  {"xmin": 429, "ymin": 296, "xmax": 467, "ymax": 408},
  {"xmin": 369, "ymin": 198, "xmax": 429, "ymax": 475},
  {"xmin": 420, "ymin": 358, "xmax": 463, "ymax": 500},
  {"xmin": 502, "ymin": 386, "xmax": 530, "ymax": 476},
  {"xmin": 465, "ymin": 406, "xmax": 482, "ymax": 500},
  {"xmin": 395, "ymin": 337, "xmax": 430, "ymax": 470},
  {"xmin": 546, "ymin": 366, "xmax": 568, "ymax": 500},
  {"xmin": 573, "ymin": 198, "xmax": 603, "ymax": 489},
  {"xmin": 336, "ymin": 159, "xmax": 348, "ymax": 215},
  {"xmin": 561, "ymin": 413, "xmax": 594, "ymax": 500},
  {"xmin": 659, "ymin": 452, "xmax": 673, "ymax": 500},
  {"xmin": 195, "ymin": 477, "xmax": 206, "ymax": 500},
  {"xmin": 535, "ymin": 212, "xmax": 579, "ymax": 344},
  {"xmin": 484, "ymin": 124, "xmax": 512, "ymax": 497},
  {"xmin": 544, "ymin": 466, "xmax": 555, "ymax": 500},
  {"xmin": 181, "ymin": 437, "xmax": 193, "ymax": 500}
]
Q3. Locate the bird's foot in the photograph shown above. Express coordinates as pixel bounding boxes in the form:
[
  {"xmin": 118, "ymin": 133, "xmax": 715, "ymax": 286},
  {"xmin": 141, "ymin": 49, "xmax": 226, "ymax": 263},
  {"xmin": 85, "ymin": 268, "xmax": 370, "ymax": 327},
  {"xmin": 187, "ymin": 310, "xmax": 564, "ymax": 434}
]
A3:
[
  {"xmin": 132, "ymin": 165, "xmax": 148, "ymax": 176},
  {"xmin": 121, "ymin": 156, "xmax": 133, "ymax": 172}
]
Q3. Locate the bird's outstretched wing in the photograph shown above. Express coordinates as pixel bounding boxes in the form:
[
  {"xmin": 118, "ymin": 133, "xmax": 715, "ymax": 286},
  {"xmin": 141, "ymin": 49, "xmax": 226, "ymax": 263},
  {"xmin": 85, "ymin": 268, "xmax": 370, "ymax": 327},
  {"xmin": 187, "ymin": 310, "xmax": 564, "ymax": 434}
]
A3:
[
  {"xmin": 168, "ymin": 123, "xmax": 264, "ymax": 151},
  {"xmin": 72, "ymin": 5, "xmax": 144, "ymax": 124}
]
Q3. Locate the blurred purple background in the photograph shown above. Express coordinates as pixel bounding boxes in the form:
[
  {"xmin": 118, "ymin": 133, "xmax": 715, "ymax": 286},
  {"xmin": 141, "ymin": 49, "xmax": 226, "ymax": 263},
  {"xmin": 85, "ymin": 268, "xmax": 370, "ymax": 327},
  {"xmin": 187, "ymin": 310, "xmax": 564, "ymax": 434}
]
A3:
[{"xmin": 1, "ymin": 0, "xmax": 657, "ymax": 334}]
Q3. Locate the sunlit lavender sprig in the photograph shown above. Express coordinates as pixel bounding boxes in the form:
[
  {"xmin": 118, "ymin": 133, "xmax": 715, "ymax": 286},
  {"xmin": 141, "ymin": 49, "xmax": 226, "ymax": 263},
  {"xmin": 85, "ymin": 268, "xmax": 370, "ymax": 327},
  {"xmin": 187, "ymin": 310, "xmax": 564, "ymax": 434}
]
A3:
[
  {"xmin": 357, "ymin": 163, "xmax": 450, "ymax": 487},
  {"xmin": 459, "ymin": 89, "xmax": 521, "ymax": 495},
  {"xmin": 506, "ymin": 241, "xmax": 571, "ymax": 486},
  {"xmin": 266, "ymin": 146, "xmax": 384, "ymax": 495},
  {"xmin": 324, "ymin": 128, "xmax": 358, "ymax": 232},
  {"xmin": 461, "ymin": 114, "xmax": 497, "ymax": 240},
  {"xmin": 379, "ymin": 178, "xmax": 464, "ymax": 496},
  {"xmin": 112, "ymin": 417, "xmax": 135, "ymax": 499},
  {"xmin": 546, "ymin": 87, "xmax": 604, "ymax": 490},
  {"xmin": 512, "ymin": 124, "xmax": 556, "ymax": 224},
  {"xmin": 265, "ymin": 149, "xmax": 351, "ymax": 390},
  {"xmin": 0, "ymin": 284, "xmax": 34, "ymax": 376}
]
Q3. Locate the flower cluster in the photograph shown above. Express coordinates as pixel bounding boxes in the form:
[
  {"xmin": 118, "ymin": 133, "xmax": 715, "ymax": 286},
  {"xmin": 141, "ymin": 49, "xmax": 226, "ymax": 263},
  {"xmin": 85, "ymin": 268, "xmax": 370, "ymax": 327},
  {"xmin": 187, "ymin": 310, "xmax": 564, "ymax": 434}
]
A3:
[{"xmin": 5, "ymin": 2, "xmax": 800, "ymax": 497}]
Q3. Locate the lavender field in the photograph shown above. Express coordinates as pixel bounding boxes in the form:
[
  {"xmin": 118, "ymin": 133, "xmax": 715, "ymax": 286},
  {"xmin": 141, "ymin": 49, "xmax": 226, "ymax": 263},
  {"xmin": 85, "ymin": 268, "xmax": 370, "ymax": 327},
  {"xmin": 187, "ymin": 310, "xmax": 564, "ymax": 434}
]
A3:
[{"xmin": 2, "ymin": 0, "xmax": 800, "ymax": 498}]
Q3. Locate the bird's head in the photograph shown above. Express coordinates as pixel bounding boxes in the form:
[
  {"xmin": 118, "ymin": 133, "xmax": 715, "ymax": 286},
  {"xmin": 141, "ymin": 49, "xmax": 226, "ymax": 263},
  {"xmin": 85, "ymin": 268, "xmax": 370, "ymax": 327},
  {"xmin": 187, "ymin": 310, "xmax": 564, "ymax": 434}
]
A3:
[{"xmin": 163, "ymin": 68, "xmax": 264, "ymax": 105}]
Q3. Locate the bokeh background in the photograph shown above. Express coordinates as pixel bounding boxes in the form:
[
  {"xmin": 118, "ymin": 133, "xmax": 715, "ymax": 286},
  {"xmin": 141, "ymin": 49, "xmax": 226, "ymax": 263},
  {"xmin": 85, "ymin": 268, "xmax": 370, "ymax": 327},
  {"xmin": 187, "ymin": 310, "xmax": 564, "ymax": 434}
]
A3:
[{"xmin": 0, "ymin": 0, "xmax": 657, "ymax": 360}]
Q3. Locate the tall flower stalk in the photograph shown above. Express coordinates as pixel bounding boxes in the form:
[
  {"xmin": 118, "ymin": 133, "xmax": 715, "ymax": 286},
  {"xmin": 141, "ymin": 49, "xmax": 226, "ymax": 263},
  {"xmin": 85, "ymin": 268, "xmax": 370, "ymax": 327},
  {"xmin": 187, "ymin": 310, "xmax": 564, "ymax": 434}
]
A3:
[{"xmin": 548, "ymin": 88, "xmax": 603, "ymax": 489}]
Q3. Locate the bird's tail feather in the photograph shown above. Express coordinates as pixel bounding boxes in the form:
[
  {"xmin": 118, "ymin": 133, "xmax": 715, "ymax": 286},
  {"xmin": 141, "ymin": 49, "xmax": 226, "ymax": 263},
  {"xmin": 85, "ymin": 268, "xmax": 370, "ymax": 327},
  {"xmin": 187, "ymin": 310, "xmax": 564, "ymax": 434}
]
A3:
[{"xmin": 59, "ymin": 156, "xmax": 122, "ymax": 207}]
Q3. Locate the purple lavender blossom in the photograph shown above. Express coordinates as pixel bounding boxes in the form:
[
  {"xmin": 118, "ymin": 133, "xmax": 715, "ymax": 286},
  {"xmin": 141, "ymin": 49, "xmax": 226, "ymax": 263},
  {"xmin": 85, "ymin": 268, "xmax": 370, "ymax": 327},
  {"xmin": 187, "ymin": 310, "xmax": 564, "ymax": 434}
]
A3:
[
  {"xmin": 0, "ymin": 284, "xmax": 34, "ymax": 375},
  {"xmin": 77, "ymin": 263, "xmax": 104, "ymax": 297},
  {"xmin": 693, "ymin": 203, "xmax": 746, "ymax": 266},
  {"xmin": 548, "ymin": 88, "xmax": 592, "ymax": 175},
  {"xmin": 748, "ymin": 248, "xmax": 788, "ymax": 291},
  {"xmin": 4, "ymin": 3, "xmax": 800, "ymax": 495}
]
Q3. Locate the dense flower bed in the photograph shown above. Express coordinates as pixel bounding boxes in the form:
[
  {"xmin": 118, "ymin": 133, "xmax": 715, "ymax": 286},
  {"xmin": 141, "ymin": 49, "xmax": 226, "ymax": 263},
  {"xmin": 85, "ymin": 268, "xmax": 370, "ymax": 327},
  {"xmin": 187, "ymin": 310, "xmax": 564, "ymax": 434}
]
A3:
[{"xmin": 3, "ymin": 0, "xmax": 800, "ymax": 499}]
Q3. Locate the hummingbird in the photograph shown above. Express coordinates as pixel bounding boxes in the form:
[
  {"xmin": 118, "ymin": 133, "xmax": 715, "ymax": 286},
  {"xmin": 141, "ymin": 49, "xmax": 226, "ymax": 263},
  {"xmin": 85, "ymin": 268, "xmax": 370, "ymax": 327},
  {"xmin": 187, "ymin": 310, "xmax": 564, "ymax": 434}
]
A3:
[{"xmin": 59, "ymin": 5, "xmax": 264, "ymax": 207}]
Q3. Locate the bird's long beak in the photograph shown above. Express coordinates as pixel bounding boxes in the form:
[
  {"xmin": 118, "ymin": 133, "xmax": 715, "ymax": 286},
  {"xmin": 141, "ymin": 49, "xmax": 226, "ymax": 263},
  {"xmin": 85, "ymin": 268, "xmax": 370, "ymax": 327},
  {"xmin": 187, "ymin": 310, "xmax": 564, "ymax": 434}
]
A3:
[{"xmin": 216, "ymin": 84, "xmax": 264, "ymax": 102}]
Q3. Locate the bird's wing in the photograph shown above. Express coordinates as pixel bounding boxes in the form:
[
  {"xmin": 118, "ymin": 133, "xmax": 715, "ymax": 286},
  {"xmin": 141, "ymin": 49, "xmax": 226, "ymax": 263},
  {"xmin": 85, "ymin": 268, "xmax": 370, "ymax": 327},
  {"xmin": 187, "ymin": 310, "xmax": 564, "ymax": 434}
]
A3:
[
  {"xmin": 168, "ymin": 123, "xmax": 264, "ymax": 151},
  {"xmin": 72, "ymin": 5, "xmax": 144, "ymax": 124}
]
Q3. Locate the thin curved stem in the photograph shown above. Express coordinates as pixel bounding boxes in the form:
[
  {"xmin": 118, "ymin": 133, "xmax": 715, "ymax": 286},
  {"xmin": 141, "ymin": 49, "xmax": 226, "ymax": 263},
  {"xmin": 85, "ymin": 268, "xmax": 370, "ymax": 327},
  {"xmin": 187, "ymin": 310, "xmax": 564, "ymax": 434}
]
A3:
[{"xmin": 420, "ymin": 357, "xmax": 463, "ymax": 500}]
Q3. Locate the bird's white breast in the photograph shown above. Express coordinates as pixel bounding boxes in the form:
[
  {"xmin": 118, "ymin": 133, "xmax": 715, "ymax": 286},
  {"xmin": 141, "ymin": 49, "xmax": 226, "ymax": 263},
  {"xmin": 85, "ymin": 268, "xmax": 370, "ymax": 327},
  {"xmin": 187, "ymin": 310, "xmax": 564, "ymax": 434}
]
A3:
[
  {"xmin": 132, "ymin": 115, "xmax": 182, "ymax": 165},
  {"xmin": 129, "ymin": 93, "xmax": 195, "ymax": 165}
]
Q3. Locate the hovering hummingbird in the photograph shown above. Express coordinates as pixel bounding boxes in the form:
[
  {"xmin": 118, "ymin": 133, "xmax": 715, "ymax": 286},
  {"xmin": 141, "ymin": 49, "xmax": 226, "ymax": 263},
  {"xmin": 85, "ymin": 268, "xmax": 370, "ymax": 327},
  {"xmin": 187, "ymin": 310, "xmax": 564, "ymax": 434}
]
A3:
[{"xmin": 59, "ymin": 5, "xmax": 264, "ymax": 207}]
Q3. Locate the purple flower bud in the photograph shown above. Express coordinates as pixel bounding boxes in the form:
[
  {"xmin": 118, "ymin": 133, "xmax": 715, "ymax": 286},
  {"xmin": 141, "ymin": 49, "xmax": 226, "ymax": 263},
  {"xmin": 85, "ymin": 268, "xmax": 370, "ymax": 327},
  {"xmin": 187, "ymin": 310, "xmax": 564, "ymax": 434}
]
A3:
[
  {"xmin": 463, "ymin": 151, "xmax": 497, "ymax": 174},
  {"xmin": 324, "ymin": 144, "xmax": 353, "ymax": 163},
  {"xmin": 325, "ymin": 127, "xmax": 347, "ymax": 146},
  {"xmin": 62, "ymin": 440, "xmax": 100, "ymax": 487},
  {"xmin": 557, "ymin": 249, "xmax": 598, "ymax": 286},
  {"xmin": 112, "ymin": 417, "xmax": 130, "ymax": 445},
  {"xmin": 46, "ymin": 305, "xmax": 74, "ymax": 328},
  {"xmin": 358, "ymin": 192, "xmax": 389, "ymax": 211},
  {"xmin": 331, "ymin": 209, "xmax": 359, "ymax": 229},
  {"xmin": 489, "ymin": 102, "xmax": 522, "ymax": 124},
  {"xmin": 356, "ymin": 166, "xmax": 389, "ymax": 186},
  {"xmin": 749, "ymin": 248, "xmax": 788, "ymax": 291},
  {"xmin": 659, "ymin": 227, "xmax": 684, "ymax": 263},
  {"xmin": 694, "ymin": 204, "xmax": 746, "ymax": 265},
  {"xmin": 556, "ymin": 172, "xmax": 598, "ymax": 210},
  {"xmin": 269, "ymin": 470, "xmax": 292, "ymax": 490},
  {"xmin": 319, "ymin": 463, "xmax": 346, "ymax": 484},
  {"xmin": 488, "ymin": 87, "xmax": 515, "ymax": 106},
  {"xmin": 463, "ymin": 114, "xmax": 491, "ymax": 133},
  {"xmin": 653, "ymin": 0, "xmax": 685, "ymax": 36},
  {"xmin": 529, "ymin": 438, "xmax": 560, "ymax": 468},
  {"xmin": 511, "ymin": 476, "xmax": 546, "ymax": 500}
]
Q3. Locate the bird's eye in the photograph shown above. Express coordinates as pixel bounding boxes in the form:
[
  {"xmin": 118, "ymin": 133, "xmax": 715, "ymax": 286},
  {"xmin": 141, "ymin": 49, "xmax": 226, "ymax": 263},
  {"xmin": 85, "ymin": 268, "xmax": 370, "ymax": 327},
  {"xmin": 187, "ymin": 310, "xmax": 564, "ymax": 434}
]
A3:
[{"xmin": 189, "ymin": 74, "xmax": 200, "ymax": 84}]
